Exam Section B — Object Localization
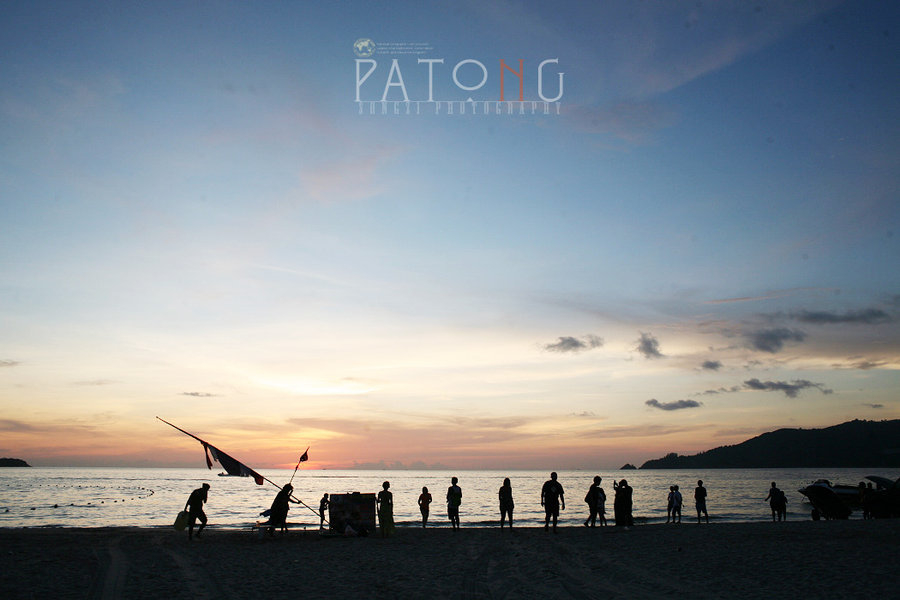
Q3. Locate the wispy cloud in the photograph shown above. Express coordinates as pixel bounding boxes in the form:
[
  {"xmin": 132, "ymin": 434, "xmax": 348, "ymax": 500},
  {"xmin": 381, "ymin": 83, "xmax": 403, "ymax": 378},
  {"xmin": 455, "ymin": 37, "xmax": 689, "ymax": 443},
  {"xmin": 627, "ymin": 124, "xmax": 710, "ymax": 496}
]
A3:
[
  {"xmin": 636, "ymin": 332, "xmax": 663, "ymax": 359},
  {"xmin": 695, "ymin": 386, "xmax": 742, "ymax": 397},
  {"xmin": 565, "ymin": 100, "xmax": 677, "ymax": 143},
  {"xmin": 300, "ymin": 149, "xmax": 399, "ymax": 203},
  {"xmin": 544, "ymin": 334, "xmax": 603, "ymax": 353},
  {"xmin": 745, "ymin": 328, "xmax": 806, "ymax": 353},
  {"xmin": 743, "ymin": 378, "xmax": 832, "ymax": 398},
  {"xmin": 0, "ymin": 360, "xmax": 20, "ymax": 368},
  {"xmin": 181, "ymin": 392, "xmax": 217, "ymax": 398},
  {"xmin": 831, "ymin": 358, "xmax": 888, "ymax": 370},
  {"xmin": 73, "ymin": 379, "xmax": 116, "ymax": 386},
  {"xmin": 0, "ymin": 419, "xmax": 37, "ymax": 432},
  {"xmin": 862, "ymin": 403, "xmax": 884, "ymax": 409},
  {"xmin": 645, "ymin": 399, "xmax": 702, "ymax": 411},
  {"xmin": 789, "ymin": 308, "xmax": 893, "ymax": 325}
]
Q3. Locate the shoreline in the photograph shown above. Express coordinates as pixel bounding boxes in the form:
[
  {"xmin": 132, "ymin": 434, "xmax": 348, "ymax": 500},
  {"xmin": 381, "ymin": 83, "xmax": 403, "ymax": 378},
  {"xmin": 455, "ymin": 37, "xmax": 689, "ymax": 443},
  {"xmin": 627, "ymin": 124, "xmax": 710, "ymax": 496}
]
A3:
[{"xmin": 2, "ymin": 520, "xmax": 898, "ymax": 599}]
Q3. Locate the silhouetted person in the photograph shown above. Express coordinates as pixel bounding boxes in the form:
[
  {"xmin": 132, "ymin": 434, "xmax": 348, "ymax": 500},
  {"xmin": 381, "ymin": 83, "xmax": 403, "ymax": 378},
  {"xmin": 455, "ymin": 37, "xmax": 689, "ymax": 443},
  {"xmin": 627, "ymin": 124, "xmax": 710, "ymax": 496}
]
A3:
[
  {"xmin": 266, "ymin": 483, "xmax": 299, "ymax": 536},
  {"xmin": 695, "ymin": 480, "xmax": 708, "ymax": 524},
  {"xmin": 541, "ymin": 472, "xmax": 565, "ymax": 532},
  {"xmin": 765, "ymin": 482, "xmax": 787, "ymax": 522},
  {"xmin": 447, "ymin": 476, "xmax": 462, "ymax": 530},
  {"xmin": 666, "ymin": 486, "xmax": 675, "ymax": 523},
  {"xmin": 319, "ymin": 493, "xmax": 329, "ymax": 529},
  {"xmin": 185, "ymin": 483, "xmax": 209, "ymax": 540},
  {"xmin": 377, "ymin": 481, "xmax": 395, "ymax": 537},
  {"xmin": 613, "ymin": 479, "xmax": 633, "ymax": 527},
  {"xmin": 418, "ymin": 486, "xmax": 432, "ymax": 528},
  {"xmin": 584, "ymin": 476, "xmax": 603, "ymax": 527},
  {"xmin": 672, "ymin": 485, "xmax": 682, "ymax": 523},
  {"xmin": 499, "ymin": 477, "xmax": 514, "ymax": 529}
]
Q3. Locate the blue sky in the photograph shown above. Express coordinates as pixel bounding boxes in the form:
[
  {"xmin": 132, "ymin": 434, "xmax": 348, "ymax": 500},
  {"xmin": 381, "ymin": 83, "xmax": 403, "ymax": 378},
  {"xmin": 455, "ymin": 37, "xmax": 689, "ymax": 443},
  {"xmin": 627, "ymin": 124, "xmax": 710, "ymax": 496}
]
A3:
[{"xmin": 1, "ymin": 1, "xmax": 898, "ymax": 469}]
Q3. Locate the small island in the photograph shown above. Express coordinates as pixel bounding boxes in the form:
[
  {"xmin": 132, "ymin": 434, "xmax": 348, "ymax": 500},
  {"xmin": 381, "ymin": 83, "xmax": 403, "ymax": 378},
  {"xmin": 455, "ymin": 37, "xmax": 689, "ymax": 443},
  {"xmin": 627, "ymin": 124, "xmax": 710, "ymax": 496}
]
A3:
[
  {"xmin": 619, "ymin": 463, "xmax": 637, "ymax": 470},
  {"xmin": 0, "ymin": 458, "xmax": 31, "ymax": 467}
]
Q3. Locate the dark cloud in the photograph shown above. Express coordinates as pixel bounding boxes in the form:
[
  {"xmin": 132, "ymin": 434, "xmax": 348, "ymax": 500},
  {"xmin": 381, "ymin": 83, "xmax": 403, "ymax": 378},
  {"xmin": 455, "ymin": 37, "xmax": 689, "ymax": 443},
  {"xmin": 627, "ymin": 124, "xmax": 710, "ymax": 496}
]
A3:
[
  {"xmin": 746, "ymin": 328, "xmax": 806, "ymax": 353},
  {"xmin": 701, "ymin": 360, "xmax": 722, "ymax": 371},
  {"xmin": 790, "ymin": 308, "xmax": 893, "ymax": 325},
  {"xmin": 863, "ymin": 403, "xmax": 884, "ymax": 409},
  {"xmin": 645, "ymin": 399, "xmax": 702, "ymax": 411},
  {"xmin": 0, "ymin": 360, "xmax": 20, "ymax": 368},
  {"xmin": 636, "ymin": 332, "xmax": 663, "ymax": 359},
  {"xmin": 743, "ymin": 378, "xmax": 832, "ymax": 398},
  {"xmin": 181, "ymin": 392, "xmax": 217, "ymax": 398},
  {"xmin": 544, "ymin": 334, "xmax": 603, "ymax": 353}
]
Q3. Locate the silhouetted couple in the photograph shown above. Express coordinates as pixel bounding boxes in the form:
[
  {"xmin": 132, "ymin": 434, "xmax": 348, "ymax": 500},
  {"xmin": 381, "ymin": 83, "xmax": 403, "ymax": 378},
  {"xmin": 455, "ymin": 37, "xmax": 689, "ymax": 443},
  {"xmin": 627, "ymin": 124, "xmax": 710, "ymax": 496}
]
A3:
[
  {"xmin": 584, "ymin": 476, "xmax": 607, "ymax": 527},
  {"xmin": 766, "ymin": 482, "xmax": 787, "ymax": 521},
  {"xmin": 613, "ymin": 479, "xmax": 633, "ymax": 527}
]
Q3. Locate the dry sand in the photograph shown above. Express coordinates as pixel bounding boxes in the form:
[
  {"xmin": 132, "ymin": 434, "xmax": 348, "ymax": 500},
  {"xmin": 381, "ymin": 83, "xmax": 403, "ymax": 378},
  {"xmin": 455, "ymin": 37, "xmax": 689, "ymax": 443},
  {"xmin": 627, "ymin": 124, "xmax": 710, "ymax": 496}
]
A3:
[{"xmin": 1, "ymin": 520, "xmax": 898, "ymax": 599}]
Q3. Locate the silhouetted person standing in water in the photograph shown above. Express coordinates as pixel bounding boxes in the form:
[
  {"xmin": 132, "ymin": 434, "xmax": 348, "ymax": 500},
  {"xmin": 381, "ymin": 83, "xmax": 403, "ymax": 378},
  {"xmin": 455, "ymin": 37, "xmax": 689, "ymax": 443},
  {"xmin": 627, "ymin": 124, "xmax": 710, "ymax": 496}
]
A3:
[
  {"xmin": 499, "ymin": 477, "xmax": 514, "ymax": 529},
  {"xmin": 671, "ymin": 485, "xmax": 682, "ymax": 523},
  {"xmin": 695, "ymin": 480, "xmax": 709, "ymax": 524},
  {"xmin": 185, "ymin": 483, "xmax": 209, "ymax": 540},
  {"xmin": 447, "ymin": 477, "xmax": 462, "ymax": 530},
  {"xmin": 541, "ymin": 472, "xmax": 565, "ymax": 532},
  {"xmin": 418, "ymin": 486, "xmax": 432, "ymax": 528},
  {"xmin": 613, "ymin": 479, "xmax": 633, "ymax": 527},
  {"xmin": 765, "ymin": 482, "xmax": 787, "ymax": 522},
  {"xmin": 584, "ymin": 476, "xmax": 603, "ymax": 527}
]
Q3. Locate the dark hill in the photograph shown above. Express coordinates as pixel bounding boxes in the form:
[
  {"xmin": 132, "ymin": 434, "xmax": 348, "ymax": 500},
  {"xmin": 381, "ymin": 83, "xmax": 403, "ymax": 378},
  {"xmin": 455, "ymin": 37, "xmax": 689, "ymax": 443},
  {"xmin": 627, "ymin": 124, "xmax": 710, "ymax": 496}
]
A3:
[
  {"xmin": 0, "ymin": 458, "xmax": 31, "ymax": 467},
  {"xmin": 640, "ymin": 419, "xmax": 900, "ymax": 469}
]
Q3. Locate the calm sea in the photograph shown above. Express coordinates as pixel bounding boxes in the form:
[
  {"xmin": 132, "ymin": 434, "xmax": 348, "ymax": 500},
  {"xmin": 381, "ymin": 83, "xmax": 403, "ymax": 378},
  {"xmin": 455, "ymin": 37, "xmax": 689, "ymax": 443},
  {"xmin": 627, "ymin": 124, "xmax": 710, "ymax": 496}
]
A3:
[{"xmin": 1, "ymin": 467, "xmax": 896, "ymax": 529}]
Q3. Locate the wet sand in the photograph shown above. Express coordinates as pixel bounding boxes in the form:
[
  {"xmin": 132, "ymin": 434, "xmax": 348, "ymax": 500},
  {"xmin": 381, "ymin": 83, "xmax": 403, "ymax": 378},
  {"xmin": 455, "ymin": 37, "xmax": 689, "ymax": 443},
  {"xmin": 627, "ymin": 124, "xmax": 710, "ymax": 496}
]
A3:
[{"xmin": 1, "ymin": 520, "xmax": 897, "ymax": 599}]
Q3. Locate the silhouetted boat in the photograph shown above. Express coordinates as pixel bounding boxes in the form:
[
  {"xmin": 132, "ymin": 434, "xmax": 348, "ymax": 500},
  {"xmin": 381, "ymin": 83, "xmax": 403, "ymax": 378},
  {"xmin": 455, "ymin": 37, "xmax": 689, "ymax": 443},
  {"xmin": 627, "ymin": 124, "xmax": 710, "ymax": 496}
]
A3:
[{"xmin": 799, "ymin": 476, "xmax": 900, "ymax": 520}]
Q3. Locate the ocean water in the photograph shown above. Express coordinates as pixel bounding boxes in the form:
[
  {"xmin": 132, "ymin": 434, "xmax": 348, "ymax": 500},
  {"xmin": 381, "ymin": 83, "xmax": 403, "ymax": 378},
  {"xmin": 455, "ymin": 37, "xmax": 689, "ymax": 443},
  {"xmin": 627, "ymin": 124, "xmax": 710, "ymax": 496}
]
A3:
[{"xmin": 0, "ymin": 467, "xmax": 896, "ymax": 529}]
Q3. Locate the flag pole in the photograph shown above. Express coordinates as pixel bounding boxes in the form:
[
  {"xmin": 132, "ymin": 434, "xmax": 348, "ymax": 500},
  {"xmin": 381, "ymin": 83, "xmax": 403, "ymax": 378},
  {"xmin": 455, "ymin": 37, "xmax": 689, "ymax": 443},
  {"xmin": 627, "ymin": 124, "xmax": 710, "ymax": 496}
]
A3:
[{"xmin": 289, "ymin": 447, "xmax": 309, "ymax": 485}]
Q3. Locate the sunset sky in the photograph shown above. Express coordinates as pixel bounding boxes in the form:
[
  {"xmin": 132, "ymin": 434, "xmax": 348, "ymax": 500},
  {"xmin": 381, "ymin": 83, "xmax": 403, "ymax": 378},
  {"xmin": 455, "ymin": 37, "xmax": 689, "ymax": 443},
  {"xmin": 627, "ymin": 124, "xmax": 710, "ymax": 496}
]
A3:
[{"xmin": 1, "ymin": 1, "xmax": 898, "ymax": 470}]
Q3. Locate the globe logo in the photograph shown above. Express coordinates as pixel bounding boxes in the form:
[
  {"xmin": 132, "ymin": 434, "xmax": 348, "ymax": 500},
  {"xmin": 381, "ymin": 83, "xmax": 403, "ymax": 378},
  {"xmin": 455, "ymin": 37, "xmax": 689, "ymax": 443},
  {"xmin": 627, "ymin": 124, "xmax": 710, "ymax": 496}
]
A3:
[{"xmin": 354, "ymin": 38, "xmax": 376, "ymax": 58}]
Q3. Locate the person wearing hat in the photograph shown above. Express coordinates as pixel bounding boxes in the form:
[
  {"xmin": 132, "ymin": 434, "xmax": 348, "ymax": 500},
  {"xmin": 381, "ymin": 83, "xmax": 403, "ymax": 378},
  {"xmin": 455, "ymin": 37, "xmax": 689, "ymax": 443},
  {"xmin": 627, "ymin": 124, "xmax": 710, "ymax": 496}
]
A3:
[{"xmin": 185, "ymin": 483, "xmax": 210, "ymax": 540}]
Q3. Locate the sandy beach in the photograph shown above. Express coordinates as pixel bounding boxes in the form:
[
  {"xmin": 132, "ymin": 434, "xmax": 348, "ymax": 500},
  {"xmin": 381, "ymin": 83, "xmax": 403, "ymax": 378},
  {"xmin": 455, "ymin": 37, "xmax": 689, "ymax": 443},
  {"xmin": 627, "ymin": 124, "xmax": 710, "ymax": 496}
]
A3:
[{"xmin": 1, "ymin": 520, "xmax": 898, "ymax": 599}]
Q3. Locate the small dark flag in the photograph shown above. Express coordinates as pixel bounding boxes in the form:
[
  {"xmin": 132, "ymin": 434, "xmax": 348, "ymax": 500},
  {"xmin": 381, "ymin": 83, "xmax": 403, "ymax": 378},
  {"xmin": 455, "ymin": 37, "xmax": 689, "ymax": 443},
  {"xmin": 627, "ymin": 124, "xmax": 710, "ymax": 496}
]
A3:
[{"xmin": 299, "ymin": 447, "xmax": 309, "ymax": 463}]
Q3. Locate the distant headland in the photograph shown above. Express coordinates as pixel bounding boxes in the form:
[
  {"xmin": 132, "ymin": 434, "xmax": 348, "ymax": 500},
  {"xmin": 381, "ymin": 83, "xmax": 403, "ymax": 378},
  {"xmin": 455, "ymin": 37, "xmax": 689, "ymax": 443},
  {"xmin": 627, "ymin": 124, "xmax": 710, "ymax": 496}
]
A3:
[
  {"xmin": 640, "ymin": 419, "xmax": 900, "ymax": 469},
  {"xmin": 0, "ymin": 458, "xmax": 31, "ymax": 467}
]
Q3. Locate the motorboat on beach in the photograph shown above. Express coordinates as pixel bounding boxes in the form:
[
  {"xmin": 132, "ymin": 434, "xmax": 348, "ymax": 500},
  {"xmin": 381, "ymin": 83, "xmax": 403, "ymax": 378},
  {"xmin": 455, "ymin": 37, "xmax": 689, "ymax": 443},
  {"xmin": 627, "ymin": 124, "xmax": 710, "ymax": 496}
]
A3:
[{"xmin": 799, "ymin": 476, "xmax": 900, "ymax": 520}]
